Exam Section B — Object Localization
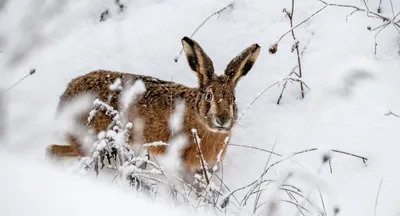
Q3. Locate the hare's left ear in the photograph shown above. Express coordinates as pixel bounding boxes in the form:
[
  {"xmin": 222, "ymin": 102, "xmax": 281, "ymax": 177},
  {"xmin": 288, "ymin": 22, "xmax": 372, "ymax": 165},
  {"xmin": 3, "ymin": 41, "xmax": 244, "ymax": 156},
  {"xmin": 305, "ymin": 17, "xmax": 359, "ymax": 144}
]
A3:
[{"xmin": 225, "ymin": 44, "xmax": 260, "ymax": 86}]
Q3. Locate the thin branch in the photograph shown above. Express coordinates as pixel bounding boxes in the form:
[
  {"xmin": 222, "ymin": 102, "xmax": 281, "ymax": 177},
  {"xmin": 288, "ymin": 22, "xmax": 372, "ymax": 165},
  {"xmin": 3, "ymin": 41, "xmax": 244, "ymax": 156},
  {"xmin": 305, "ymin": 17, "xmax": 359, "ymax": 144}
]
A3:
[
  {"xmin": 285, "ymin": 78, "xmax": 311, "ymax": 91},
  {"xmin": 257, "ymin": 199, "xmax": 312, "ymax": 214},
  {"xmin": 5, "ymin": 69, "xmax": 36, "ymax": 92},
  {"xmin": 286, "ymin": 0, "xmax": 305, "ymax": 99},
  {"xmin": 389, "ymin": 0, "xmax": 395, "ymax": 18},
  {"xmin": 374, "ymin": 178, "xmax": 384, "ymax": 216},
  {"xmin": 346, "ymin": 8, "xmax": 361, "ymax": 21},
  {"xmin": 318, "ymin": 187, "xmax": 328, "ymax": 216},
  {"xmin": 277, "ymin": 80, "xmax": 289, "ymax": 105},
  {"xmin": 233, "ymin": 81, "xmax": 279, "ymax": 127},
  {"xmin": 369, "ymin": 22, "xmax": 390, "ymax": 32},
  {"xmin": 385, "ymin": 110, "xmax": 400, "ymax": 118},
  {"xmin": 316, "ymin": 0, "xmax": 400, "ymax": 55},
  {"xmin": 374, "ymin": 22, "xmax": 390, "ymax": 55},
  {"xmin": 174, "ymin": 2, "xmax": 234, "ymax": 62},
  {"xmin": 277, "ymin": 5, "xmax": 328, "ymax": 44},
  {"xmin": 285, "ymin": 191, "xmax": 306, "ymax": 216},
  {"xmin": 377, "ymin": 0, "xmax": 383, "ymax": 13},
  {"xmin": 228, "ymin": 144, "xmax": 282, "ymax": 157},
  {"xmin": 394, "ymin": 12, "xmax": 400, "ymax": 21},
  {"xmin": 231, "ymin": 143, "xmax": 367, "ymax": 165},
  {"xmin": 293, "ymin": 148, "xmax": 368, "ymax": 164},
  {"xmin": 192, "ymin": 129, "xmax": 210, "ymax": 185},
  {"xmin": 253, "ymin": 141, "xmax": 278, "ymax": 213},
  {"xmin": 330, "ymin": 149, "xmax": 368, "ymax": 164},
  {"xmin": 317, "ymin": 0, "xmax": 389, "ymax": 20}
]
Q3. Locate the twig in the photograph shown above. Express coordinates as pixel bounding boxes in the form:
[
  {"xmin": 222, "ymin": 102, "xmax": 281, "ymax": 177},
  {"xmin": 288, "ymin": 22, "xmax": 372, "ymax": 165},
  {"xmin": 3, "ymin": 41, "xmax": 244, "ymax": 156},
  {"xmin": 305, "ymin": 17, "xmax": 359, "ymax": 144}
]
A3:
[
  {"xmin": 230, "ymin": 143, "xmax": 367, "ymax": 165},
  {"xmin": 276, "ymin": 5, "xmax": 327, "ymax": 44},
  {"xmin": 374, "ymin": 178, "xmax": 384, "ymax": 216},
  {"xmin": 389, "ymin": 0, "xmax": 395, "ymax": 18},
  {"xmin": 330, "ymin": 149, "xmax": 368, "ymax": 164},
  {"xmin": 276, "ymin": 14, "xmax": 313, "ymax": 105},
  {"xmin": 373, "ymin": 22, "xmax": 390, "ymax": 55},
  {"xmin": 281, "ymin": 187, "xmax": 325, "ymax": 216},
  {"xmin": 192, "ymin": 129, "xmax": 210, "ymax": 185},
  {"xmin": 257, "ymin": 199, "xmax": 312, "ymax": 214},
  {"xmin": 316, "ymin": 0, "xmax": 400, "ymax": 55},
  {"xmin": 253, "ymin": 141, "xmax": 277, "ymax": 213},
  {"xmin": 316, "ymin": 0, "xmax": 389, "ymax": 20},
  {"xmin": 285, "ymin": 191, "xmax": 306, "ymax": 216},
  {"xmin": 229, "ymin": 143, "xmax": 282, "ymax": 157},
  {"xmin": 283, "ymin": 77, "xmax": 311, "ymax": 91},
  {"xmin": 234, "ymin": 81, "xmax": 279, "ymax": 127},
  {"xmin": 377, "ymin": 0, "xmax": 383, "ymax": 13},
  {"xmin": 212, "ymin": 173, "xmax": 240, "ymax": 204},
  {"xmin": 5, "ymin": 69, "xmax": 36, "ymax": 92},
  {"xmin": 287, "ymin": 0, "xmax": 305, "ymax": 99},
  {"xmin": 276, "ymin": 80, "xmax": 289, "ymax": 105},
  {"xmin": 385, "ymin": 110, "xmax": 400, "ymax": 118},
  {"xmin": 294, "ymin": 148, "xmax": 368, "ymax": 165},
  {"xmin": 318, "ymin": 187, "xmax": 328, "ymax": 216},
  {"xmin": 174, "ymin": 2, "xmax": 234, "ymax": 62}
]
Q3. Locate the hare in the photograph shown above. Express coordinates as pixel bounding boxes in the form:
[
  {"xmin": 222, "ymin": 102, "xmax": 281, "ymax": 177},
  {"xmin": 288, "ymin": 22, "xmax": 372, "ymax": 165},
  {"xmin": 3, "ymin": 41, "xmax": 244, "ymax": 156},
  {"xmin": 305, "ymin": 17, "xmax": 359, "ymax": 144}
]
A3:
[{"xmin": 48, "ymin": 37, "xmax": 261, "ymax": 172}]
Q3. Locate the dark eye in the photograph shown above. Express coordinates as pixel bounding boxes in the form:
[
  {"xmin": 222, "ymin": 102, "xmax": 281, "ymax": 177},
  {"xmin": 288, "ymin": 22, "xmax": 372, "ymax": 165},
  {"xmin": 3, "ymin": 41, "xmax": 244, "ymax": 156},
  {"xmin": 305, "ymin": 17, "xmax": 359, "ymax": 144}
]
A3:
[{"xmin": 205, "ymin": 92, "xmax": 213, "ymax": 102}]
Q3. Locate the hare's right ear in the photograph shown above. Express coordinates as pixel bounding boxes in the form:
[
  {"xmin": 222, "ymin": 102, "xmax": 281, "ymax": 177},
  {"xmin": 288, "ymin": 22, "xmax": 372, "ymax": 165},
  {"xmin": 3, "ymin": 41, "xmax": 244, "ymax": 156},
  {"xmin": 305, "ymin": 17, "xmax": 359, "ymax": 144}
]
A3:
[{"xmin": 182, "ymin": 37, "xmax": 215, "ymax": 88}]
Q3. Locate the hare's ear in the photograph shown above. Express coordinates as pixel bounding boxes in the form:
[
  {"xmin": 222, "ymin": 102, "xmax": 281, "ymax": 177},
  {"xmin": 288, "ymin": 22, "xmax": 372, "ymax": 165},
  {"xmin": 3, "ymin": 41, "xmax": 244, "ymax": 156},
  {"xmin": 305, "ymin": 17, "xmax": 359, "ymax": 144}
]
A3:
[
  {"xmin": 182, "ymin": 37, "xmax": 215, "ymax": 88},
  {"xmin": 225, "ymin": 44, "xmax": 260, "ymax": 86}
]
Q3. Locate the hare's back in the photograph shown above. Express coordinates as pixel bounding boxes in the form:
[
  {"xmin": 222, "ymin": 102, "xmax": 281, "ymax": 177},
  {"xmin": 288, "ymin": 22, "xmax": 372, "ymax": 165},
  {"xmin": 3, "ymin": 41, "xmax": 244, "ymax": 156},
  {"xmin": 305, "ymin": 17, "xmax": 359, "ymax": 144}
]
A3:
[
  {"xmin": 58, "ymin": 70, "xmax": 177, "ymax": 108},
  {"xmin": 57, "ymin": 70, "xmax": 187, "ymax": 133}
]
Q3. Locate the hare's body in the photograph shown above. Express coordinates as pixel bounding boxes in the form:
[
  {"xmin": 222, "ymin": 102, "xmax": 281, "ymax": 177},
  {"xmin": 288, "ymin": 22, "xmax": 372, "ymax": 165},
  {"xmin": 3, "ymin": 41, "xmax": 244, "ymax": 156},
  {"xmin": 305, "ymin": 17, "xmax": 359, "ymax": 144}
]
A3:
[
  {"xmin": 56, "ymin": 70, "xmax": 229, "ymax": 170},
  {"xmin": 49, "ymin": 37, "xmax": 260, "ymax": 172}
]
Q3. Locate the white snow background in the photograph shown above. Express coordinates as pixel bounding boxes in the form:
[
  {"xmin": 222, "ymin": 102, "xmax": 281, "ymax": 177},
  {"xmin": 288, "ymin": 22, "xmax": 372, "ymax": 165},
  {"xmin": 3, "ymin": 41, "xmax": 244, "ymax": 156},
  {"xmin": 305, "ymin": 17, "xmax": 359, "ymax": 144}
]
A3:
[{"xmin": 1, "ymin": 0, "xmax": 400, "ymax": 215}]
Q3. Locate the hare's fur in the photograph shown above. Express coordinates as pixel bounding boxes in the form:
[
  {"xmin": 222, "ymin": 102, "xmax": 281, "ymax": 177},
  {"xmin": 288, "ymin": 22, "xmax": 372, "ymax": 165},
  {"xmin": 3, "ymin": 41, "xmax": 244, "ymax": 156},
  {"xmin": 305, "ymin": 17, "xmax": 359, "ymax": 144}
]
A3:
[{"xmin": 48, "ymin": 37, "xmax": 261, "ymax": 172}]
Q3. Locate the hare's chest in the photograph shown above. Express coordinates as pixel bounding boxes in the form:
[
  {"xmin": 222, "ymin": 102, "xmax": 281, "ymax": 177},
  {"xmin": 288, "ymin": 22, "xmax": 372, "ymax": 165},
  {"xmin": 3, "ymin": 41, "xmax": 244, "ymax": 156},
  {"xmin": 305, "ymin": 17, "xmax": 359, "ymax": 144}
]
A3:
[{"xmin": 196, "ymin": 132, "xmax": 230, "ymax": 164}]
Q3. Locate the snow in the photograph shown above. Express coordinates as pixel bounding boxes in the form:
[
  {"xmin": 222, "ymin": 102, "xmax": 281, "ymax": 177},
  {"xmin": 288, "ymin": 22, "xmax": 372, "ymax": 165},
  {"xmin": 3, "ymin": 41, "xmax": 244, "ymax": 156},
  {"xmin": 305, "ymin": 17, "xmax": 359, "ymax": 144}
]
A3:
[
  {"xmin": 169, "ymin": 99, "xmax": 185, "ymax": 133},
  {"xmin": 120, "ymin": 79, "xmax": 146, "ymax": 113},
  {"xmin": 0, "ymin": 150, "xmax": 186, "ymax": 216},
  {"xmin": 2, "ymin": 0, "xmax": 400, "ymax": 215}
]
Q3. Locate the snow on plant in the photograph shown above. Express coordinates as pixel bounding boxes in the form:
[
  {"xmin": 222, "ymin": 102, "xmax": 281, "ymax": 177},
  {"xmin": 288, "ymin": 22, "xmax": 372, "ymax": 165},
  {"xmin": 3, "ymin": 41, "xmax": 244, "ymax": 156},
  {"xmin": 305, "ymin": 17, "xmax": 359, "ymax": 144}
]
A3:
[
  {"xmin": 157, "ymin": 135, "xmax": 187, "ymax": 176},
  {"xmin": 75, "ymin": 78, "xmax": 218, "ymax": 207},
  {"xmin": 120, "ymin": 79, "xmax": 146, "ymax": 114},
  {"xmin": 109, "ymin": 78, "xmax": 122, "ymax": 91},
  {"xmin": 55, "ymin": 93, "xmax": 95, "ymax": 143},
  {"xmin": 169, "ymin": 100, "xmax": 185, "ymax": 134},
  {"xmin": 216, "ymin": 136, "xmax": 230, "ymax": 166},
  {"xmin": 70, "ymin": 76, "xmax": 240, "ymax": 213}
]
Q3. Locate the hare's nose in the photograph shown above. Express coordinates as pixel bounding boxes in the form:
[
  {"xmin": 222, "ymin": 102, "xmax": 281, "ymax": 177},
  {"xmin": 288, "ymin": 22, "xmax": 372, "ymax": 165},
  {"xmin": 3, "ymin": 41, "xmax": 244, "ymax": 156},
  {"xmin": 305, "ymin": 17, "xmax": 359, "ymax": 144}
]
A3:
[{"xmin": 216, "ymin": 117, "xmax": 231, "ymax": 127}]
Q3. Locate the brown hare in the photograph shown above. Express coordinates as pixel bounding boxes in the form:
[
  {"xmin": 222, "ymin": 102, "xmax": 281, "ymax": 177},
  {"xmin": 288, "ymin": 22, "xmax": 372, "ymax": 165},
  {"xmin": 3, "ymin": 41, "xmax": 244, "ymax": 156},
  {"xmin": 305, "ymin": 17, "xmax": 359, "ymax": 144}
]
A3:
[{"xmin": 48, "ymin": 36, "xmax": 261, "ymax": 172}]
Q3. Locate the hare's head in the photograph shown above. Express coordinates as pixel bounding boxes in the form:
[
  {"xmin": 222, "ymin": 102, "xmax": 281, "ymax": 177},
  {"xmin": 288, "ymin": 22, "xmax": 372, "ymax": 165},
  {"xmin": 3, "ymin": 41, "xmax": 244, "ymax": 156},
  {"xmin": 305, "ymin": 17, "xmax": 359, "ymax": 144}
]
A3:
[{"xmin": 182, "ymin": 37, "xmax": 261, "ymax": 133}]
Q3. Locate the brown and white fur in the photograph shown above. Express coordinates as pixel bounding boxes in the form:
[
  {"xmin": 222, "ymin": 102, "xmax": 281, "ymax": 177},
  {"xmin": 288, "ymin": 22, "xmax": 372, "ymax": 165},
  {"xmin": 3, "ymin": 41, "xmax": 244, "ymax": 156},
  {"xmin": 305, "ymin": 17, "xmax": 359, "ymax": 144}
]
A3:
[{"xmin": 48, "ymin": 37, "xmax": 261, "ymax": 173}]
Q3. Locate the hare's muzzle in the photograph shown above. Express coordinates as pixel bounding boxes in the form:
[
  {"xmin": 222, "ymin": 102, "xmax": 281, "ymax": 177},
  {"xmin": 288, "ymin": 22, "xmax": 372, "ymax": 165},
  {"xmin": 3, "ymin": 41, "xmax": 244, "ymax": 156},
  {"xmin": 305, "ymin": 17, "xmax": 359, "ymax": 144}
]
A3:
[{"xmin": 212, "ymin": 116, "xmax": 232, "ymax": 131}]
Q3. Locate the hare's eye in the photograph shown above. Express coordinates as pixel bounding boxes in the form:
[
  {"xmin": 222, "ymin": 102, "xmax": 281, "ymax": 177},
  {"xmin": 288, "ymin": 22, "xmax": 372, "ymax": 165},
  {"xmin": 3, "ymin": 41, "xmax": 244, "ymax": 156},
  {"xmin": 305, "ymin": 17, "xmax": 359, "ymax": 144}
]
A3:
[{"xmin": 205, "ymin": 92, "xmax": 213, "ymax": 102}]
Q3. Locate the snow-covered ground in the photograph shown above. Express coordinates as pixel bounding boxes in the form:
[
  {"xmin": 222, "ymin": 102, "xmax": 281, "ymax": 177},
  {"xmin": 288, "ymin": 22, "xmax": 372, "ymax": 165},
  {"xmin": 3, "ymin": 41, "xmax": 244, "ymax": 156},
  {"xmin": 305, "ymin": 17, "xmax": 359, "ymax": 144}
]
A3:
[
  {"xmin": 1, "ymin": 0, "xmax": 400, "ymax": 215},
  {"xmin": 0, "ymin": 150, "xmax": 189, "ymax": 216}
]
